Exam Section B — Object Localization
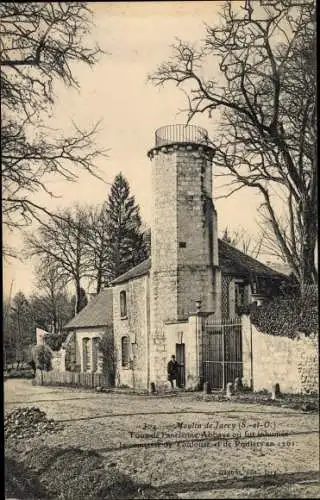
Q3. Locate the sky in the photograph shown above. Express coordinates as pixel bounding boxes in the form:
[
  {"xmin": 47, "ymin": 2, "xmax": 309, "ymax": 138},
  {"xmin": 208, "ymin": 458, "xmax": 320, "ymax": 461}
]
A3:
[{"xmin": 3, "ymin": 1, "xmax": 272, "ymax": 299}]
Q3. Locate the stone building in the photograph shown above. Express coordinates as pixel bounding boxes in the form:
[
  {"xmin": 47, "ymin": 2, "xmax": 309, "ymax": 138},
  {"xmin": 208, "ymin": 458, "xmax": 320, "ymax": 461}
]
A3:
[
  {"xmin": 65, "ymin": 124, "xmax": 285, "ymax": 391},
  {"xmin": 64, "ymin": 288, "xmax": 113, "ymax": 374},
  {"xmin": 109, "ymin": 124, "xmax": 284, "ymax": 390}
]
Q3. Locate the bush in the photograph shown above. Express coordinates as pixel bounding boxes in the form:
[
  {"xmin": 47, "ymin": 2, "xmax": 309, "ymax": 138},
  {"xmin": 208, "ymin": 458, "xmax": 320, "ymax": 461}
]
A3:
[
  {"xmin": 44, "ymin": 332, "xmax": 68, "ymax": 351},
  {"xmin": 32, "ymin": 345, "xmax": 52, "ymax": 371},
  {"xmin": 4, "ymin": 369, "xmax": 35, "ymax": 380},
  {"xmin": 97, "ymin": 329, "xmax": 115, "ymax": 384}
]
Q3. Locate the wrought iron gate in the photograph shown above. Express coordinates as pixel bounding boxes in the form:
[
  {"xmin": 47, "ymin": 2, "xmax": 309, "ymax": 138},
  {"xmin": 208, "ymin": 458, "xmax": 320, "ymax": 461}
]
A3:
[{"xmin": 202, "ymin": 318, "xmax": 242, "ymax": 390}]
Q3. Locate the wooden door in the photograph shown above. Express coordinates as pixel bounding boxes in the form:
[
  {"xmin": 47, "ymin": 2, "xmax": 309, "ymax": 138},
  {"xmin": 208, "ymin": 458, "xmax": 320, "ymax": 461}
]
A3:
[{"xmin": 176, "ymin": 343, "xmax": 185, "ymax": 388}]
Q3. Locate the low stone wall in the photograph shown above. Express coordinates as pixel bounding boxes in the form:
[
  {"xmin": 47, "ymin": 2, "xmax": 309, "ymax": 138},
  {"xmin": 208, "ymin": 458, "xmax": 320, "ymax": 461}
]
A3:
[{"xmin": 242, "ymin": 315, "xmax": 319, "ymax": 394}]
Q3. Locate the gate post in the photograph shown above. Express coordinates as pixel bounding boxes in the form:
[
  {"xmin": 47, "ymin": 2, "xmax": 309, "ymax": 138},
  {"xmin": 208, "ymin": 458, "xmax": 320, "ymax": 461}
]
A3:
[
  {"xmin": 195, "ymin": 300, "xmax": 202, "ymax": 382},
  {"xmin": 187, "ymin": 302, "xmax": 205, "ymax": 389}
]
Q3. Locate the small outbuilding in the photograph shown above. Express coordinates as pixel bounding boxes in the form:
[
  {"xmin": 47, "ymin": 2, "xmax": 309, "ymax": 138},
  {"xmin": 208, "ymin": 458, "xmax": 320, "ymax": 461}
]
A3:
[{"xmin": 63, "ymin": 288, "xmax": 113, "ymax": 375}]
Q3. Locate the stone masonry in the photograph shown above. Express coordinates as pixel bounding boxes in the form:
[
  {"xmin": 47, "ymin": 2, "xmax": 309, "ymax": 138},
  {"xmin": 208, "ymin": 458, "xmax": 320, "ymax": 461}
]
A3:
[
  {"xmin": 113, "ymin": 275, "xmax": 150, "ymax": 390},
  {"xmin": 242, "ymin": 315, "xmax": 319, "ymax": 394},
  {"xmin": 148, "ymin": 128, "xmax": 217, "ymax": 385}
]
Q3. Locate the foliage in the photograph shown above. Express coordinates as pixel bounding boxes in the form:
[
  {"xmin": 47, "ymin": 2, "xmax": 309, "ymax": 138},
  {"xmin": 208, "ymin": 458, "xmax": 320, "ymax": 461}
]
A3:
[
  {"xmin": 30, "ymin": 293, "xmax": 73, "ymax": 334},
  {"xmin": 250, "ymin": 286, "xmax": 318, "ymax": 338},
  {"xmin": 64, "ymin": 332, "xmax": 77, "ymax": 372},
  {"xmin": 4, "ymin": 368, "xmax": 35, "ymax": 380},
  {"xmin": 3, "ymin": 292, "xmax": 36, "ymax": 364},
  {"xmin": 32, "ymin": 345, "xmax": 52, "ymax": 371},
  {"xmin": 97, "ymin": 329, "xmax": 115, "ymax": 384},
  {"xmin": 105, "ymin": 173, "xmax": 148, "ymax": 281},
  {"xmin": 1, "ymin": 2, "xmax": 106, "ymax": 234},
  {"xmin": 70, "ymin": 287, "xmax": 88, "ymax": 315},
  {"xmin": 30, "ymin": 261, "xmax": 75, "ymax": 333},
  {"xmin": 151, "ymin": 0, "xmax": 317, "ymax": 284},
  {"xmin": 43, "ymin": 332, "xmax": 69, "ymax": 352},
  {"xmin": 25, "ymin": 205, "xmax": 90, "ymax": 314},
  {"xmin": 142, "ymin": 227, "xmax": 151, "ymax": 258}
]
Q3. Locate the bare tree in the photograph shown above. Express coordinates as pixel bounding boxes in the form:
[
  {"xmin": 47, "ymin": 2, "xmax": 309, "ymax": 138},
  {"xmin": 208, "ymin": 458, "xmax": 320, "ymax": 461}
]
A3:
[
  {"xmin": 221, "ymin": 226, "xmax": 264, "ymax": 259},
  {"xmin": 32, "ymin": 258, "xmax": 72, "ymax": 333},
  {"xmin": 84, "ymin": 203, "xmax": 111, "ymax": 294},
  {"xmin": 1, "ymin": 3, "xmax": 106, "ymax": 233},
  {"xmin": 150, "ymin": 0, "xmax": 317, "ymax": 285},
  {"xmin": 25, "ymin": 205, "xmax": 91, "ymax": 314}
]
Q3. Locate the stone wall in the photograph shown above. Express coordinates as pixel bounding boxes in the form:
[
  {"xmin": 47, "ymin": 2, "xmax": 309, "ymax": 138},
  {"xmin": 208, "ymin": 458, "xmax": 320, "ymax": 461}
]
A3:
[
  {"xmin": 242, "ymin": 315, "xmax": 319, "ymax": 394},
  {"xmin": 113, "ymin": 274, "xmax": 150, "ymax": 390}
]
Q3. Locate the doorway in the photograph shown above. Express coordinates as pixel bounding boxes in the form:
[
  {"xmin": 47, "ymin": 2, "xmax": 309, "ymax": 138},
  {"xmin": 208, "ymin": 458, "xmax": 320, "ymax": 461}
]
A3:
[{"xmin": 175, "ymin": 343, "xmax": 185, "ymax": 388}]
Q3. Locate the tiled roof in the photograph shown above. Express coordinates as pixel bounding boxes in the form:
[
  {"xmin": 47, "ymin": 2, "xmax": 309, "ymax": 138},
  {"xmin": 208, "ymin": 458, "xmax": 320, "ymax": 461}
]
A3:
[
  {"xmin": 110, "ymin": 241, "xmax": 284, "ymax": 286},
  {"xmin": 111, "ymin": 258, "xmax": 151, "ymax": 285},
  {"xmin": 218, "ymin": 239, "xmax": 285, "ymax": 279},
  {"xmin": 64, "ymin": 287, "xmax": 113, "ymax": 330}
]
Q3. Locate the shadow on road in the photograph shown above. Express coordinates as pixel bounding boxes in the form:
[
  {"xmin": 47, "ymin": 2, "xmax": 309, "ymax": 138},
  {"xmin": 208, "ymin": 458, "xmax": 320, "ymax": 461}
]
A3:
[
  {"xmin": 5, "ymin": 445, "xmax": 142, "ymax": 499},
  {"xmin": 154, "ymin": 470, "xmax": 320, "ymax": 496},
  {"xmin": 5, "ymin": 441, "xmax": 318, "ymax": 500},
  {"xmin": 5, "ymin": 456, "xmax": 48, "ymax": 499}
]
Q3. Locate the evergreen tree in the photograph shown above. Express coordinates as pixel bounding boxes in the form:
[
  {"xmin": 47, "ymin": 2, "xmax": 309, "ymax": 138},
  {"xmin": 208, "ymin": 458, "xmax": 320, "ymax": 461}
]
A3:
[
  {"xmin": 105, "ymin": 173, "xmax": 147, "ymax": 280},
  {"xmin": 71, "ymin": 287, "xmax": 88, "ymax": 314}
]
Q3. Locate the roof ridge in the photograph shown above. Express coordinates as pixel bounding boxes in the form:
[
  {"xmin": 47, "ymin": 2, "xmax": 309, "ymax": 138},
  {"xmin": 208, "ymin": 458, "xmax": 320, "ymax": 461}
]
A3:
[
  {"xmin": 219, "ymin": 238, "xmax": 257, "ymax": 259},
  {"xmin": 218, "ymin": 238, "xmax": 283, "ymax": 274},
  {"xmin": 64, "ymin": 287, "xmax": 113, "ymax": 330},
  {"xmin": 111, "ymin": 257, "xmax": 151, "ymax": 285}
]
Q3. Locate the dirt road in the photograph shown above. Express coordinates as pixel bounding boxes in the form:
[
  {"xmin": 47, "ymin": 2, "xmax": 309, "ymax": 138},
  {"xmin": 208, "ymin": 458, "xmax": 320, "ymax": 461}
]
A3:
[{"xmin": 4, "ymin": 379, "xmax": 320, "ymax": 498}]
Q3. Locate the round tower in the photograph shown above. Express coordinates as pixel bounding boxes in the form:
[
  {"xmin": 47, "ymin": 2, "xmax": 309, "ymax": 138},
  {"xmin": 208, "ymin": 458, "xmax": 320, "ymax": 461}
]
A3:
[{"xmin": 147, "ymin": 125, "xmax": 218, "ymax": 382}]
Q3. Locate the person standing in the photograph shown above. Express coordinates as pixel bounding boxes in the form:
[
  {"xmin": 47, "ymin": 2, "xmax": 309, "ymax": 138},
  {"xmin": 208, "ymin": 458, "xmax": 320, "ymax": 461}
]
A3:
[{"xmin": 167, "ymin": 354, "xmax": 179, "ymax": 390}]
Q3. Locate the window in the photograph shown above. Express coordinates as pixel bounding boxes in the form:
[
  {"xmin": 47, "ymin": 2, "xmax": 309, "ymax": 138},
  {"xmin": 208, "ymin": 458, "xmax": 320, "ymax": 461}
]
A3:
[
  {"xmin": 179, "ymin": 241, "xmax": 186, "ymax": 248},
  {"xmin": 82, "ymin": 337, "xmax": 90, "ymax": 372},
  {"xmin": 235, "ymin": 282, "xmax": 246, "ymax": 308},
  {"xmin": 92, "ymin": 337, "xmax": 100, "ymax": 373},
  {"xmin": 121, "ymin": 336, "xmax": 130, "ymax": 367},
  {"xmin": 120, "ymin": 290, "xmax": 127, "ymax": 318}
]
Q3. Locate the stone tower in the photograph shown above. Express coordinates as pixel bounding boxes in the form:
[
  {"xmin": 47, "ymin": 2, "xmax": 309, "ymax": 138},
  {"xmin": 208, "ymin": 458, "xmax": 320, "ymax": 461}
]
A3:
[{"xmin": 147, "ymin": 124, "xmax": 219, "ymax": 383}]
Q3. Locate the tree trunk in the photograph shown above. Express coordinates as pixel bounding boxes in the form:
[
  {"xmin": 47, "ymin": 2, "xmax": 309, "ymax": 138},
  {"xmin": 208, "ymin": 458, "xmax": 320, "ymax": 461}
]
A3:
[
  {"xmin": 74, "ymin": 280, "xmax": 82, "ymax": 315},
  {"xmin": 300, "ymin": 200, "xmax": 318, "ymax": 285},
  {"xmin": 96, "ymin": 268, "xmax": 102, "ymax": 294},
  {"xmin": 300, "ymin": 239, "xmax": 317, "ymax": 285}
]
